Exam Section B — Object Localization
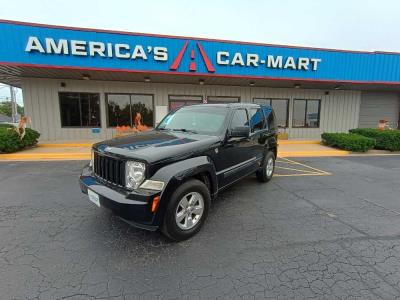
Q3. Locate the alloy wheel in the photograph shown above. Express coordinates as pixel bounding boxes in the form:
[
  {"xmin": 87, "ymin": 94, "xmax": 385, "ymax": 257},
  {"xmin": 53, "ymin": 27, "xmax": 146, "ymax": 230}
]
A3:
[{"xmin": 175, "ymin": 192, "xmax": 204, "ymax": 230}]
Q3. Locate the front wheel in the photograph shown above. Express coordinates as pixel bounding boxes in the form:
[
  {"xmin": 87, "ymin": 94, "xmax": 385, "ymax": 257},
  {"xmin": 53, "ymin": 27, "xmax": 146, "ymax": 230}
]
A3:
[
  {"xmin": 161, "ymin": 179, "xmax": 210, "ymax": 241},
  {"xmin": 256, "ymin": 151, "xmax": 275, "ymax": 183}
]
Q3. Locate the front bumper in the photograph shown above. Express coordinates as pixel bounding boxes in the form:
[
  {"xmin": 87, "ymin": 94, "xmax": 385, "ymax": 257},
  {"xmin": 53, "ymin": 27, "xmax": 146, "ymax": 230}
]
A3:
[{"xmin": 79, "ymin": 165, "xmax": 161, "ymax": 231}]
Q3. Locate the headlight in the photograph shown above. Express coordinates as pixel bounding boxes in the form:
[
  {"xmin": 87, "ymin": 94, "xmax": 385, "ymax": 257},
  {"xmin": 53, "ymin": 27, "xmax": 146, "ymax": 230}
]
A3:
[{"xmin": 125, "ymin": 161, "xmax": 146, "ymax": 189}]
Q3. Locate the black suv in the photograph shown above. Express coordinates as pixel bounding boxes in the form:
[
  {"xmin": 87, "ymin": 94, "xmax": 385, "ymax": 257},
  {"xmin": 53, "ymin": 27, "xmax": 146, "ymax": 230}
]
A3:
[{"xmin": 79, "ymin": 103, "xmax": 278, "ymax": 241}]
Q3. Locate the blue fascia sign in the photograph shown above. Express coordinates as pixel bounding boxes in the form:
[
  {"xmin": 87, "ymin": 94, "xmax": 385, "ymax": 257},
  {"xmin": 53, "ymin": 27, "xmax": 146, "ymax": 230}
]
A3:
[{"xmin": 0, "ymin": 20, "xmax": 400, "ymax": 84}]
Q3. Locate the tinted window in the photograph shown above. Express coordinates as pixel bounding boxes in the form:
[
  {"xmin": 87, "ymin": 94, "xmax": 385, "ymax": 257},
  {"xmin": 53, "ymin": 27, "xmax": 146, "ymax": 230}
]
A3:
[
  {"xmin": 293, "ymin": 99, "xmax": 321, "ymax": 128},
  {"xmin": 253, "ymin": 98, "xmax": 270, "ymax": 105},
  {"xmin": 107, "ymin": 94, "xmax": 154, "ymax": 127},
  {"xmin": 262, "ymin": 106, "xmax": 276, "ymax": 130},
  {"xmin": 293, "ymin": 100, "xmax": 307, "ymax": 127},
  {"xmin": 270, "ymin": 99, "xmax": 288, "ymax": 128},
  {"xmin": 207, "ymin": 96, "xmax": 240, "ymax": 104},
  {"xmin": 60, "ymin": 92, "xmax": 100, "ymax": 127},
  {"xmin": 107, "ymin": 94, "xmax": 131, "ymax": 126},
  {"xmin": 253, "ymin": 98, "xmax": 288, "ymax": 127},
  {"xmin": 158, "ymin": 106, "xmax": 228, "ymax": 135},
  {"xmin": 169, "ymin": 95, "xmax": 202, "ymax": 110},
  {"xmin": 249, "ymin": 108, "xmax": 265, "ymax": 132},
  {"xmin": 230, "ymin": 109, "xmax": 248, "ymax": 128},
  {"xmin": 305, "ymin": 100, "xmax": 320, "ymax": 128},
  {"xmin": 131, "ymin": 95, "xmax": 154, "ymax": 127}
]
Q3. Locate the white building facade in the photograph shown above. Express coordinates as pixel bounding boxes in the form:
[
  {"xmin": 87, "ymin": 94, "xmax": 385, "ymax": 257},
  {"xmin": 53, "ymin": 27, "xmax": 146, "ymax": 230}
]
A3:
[{"xmin": 0, "ymin": 20, "xmax": 399, "ymax": 141}]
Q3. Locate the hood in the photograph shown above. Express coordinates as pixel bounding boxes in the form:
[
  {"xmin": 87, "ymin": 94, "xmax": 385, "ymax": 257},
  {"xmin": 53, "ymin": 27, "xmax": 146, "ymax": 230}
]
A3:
[{"xmin": 93, "ymin": 130, "xmax": 221, "ymax": 164}]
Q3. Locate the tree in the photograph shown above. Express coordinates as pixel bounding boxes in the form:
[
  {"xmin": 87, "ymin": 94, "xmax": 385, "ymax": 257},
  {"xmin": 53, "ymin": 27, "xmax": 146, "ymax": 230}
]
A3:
[{"xmin": 0, "ymin": 101, "xmax": 24, "ymax": 117}]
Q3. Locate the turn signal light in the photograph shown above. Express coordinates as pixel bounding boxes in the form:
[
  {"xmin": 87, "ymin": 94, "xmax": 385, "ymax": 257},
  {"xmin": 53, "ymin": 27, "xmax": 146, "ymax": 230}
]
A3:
[{"xmin": 151, "ymin": 196, "xmax": 160, "ymax": 213}]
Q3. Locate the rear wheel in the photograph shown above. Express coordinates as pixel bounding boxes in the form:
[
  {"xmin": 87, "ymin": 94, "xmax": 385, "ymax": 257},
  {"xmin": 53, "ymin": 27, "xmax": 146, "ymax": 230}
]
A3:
[
  {"xmin": 256, "ymin": 151, "xmax": 275, "ymax": 183},
  {"xmin": 162, "ymin": 179, "xmax": 210, "ymax": 241}
]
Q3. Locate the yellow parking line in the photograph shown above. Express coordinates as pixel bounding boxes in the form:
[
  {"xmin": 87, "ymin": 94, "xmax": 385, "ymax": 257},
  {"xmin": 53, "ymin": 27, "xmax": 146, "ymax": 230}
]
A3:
[
  {"xmin": 276, "ymin": 160, "xmax": 304, "ymax": 165},
  {"xmin": 279, "ymin": 157, "xmax": 331, "ymax": 175},
  {"xmin": 275, "ymin": 166, "xmax": 322, "ymax": 174},
  {"xmin": 275, "ymin": 173, "xmax": 331, "ymax": 177}
]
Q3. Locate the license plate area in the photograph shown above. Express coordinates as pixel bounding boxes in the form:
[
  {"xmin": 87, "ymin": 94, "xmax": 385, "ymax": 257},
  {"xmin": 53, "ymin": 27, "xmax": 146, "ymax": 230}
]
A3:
[{"xmin": 88, "ymin": 189, "xmax": 100, "ymax": 207}]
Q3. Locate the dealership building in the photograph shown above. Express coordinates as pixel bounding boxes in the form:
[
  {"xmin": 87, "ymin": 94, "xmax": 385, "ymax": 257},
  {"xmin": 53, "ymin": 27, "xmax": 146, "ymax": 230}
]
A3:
[{"xmin": 0, "ymin": 19, "xmax": 399, "ymax": 141}]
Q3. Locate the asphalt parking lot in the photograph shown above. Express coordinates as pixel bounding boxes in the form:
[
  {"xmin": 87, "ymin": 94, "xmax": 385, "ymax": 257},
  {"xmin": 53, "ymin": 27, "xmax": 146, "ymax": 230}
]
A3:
[{"xmin": 1, "ymin": 156, "xmax": 400, "ymax": 299}]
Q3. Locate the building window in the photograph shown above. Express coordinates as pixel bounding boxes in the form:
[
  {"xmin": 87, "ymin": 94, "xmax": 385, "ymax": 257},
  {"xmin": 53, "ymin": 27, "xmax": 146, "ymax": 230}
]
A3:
[
  {"xmin": 292, "ymin": 99, "xmax": 321, "ymax": 128},
  {"xmin": 59, "ymin": 92, "xmax": 100, "ymax": 127},
  {"xmin": 169, "ymin": 95, "xmax": 203, "ymax": 110},
  {"xmin": 206, "ymin": 96, "xmax": 240, "ymax": 104},
  {"xmin": 106, "ymin": 94, "xmax": 154, "ymax": 127},
  {"xmin": 253, "ymin": 98, "xmax": 289, "ymax": 128}
]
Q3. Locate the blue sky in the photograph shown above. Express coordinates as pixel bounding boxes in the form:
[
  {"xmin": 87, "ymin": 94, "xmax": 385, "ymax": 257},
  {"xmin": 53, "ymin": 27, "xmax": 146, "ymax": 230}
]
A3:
[{"xmin": 0, "ymin": 0, "xmax": 399, "ymax": 105}]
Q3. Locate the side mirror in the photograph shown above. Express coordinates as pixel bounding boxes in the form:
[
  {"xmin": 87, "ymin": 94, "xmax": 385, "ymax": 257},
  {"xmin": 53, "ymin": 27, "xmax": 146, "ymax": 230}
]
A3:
[{"xmin": 230, "ymin": 126, "xmax": 250, "ymax": 138}]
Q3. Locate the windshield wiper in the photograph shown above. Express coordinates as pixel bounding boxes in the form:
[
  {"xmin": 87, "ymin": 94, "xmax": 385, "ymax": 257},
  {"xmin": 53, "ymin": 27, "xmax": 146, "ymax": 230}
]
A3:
[{"xmin": 172, "ymin": 128, "xmax": 198, "ymax": 134}]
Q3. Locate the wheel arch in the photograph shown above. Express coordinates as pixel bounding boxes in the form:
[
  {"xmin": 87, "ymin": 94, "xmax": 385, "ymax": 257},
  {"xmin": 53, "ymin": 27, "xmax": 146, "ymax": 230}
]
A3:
[{"xmin": 149, "ymin": 156, "xmax": 217, "ymax": 226}]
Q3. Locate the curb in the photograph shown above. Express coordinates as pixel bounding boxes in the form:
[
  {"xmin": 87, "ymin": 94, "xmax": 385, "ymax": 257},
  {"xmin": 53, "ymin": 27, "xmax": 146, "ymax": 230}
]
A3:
[
  {"xmin": 278, "ymin": 150, "xmax": 349, "ymax": 157},
  {"xmin": 278, "ymin": 140, "xmax": 321, "ymax": 145},
  {"xmin": 38, "ymin": 143, "xmax": 93, "ymax": 148},
  {"xmin": 0, "ymin": 153, "xmax": 90, "ymax": 161}
]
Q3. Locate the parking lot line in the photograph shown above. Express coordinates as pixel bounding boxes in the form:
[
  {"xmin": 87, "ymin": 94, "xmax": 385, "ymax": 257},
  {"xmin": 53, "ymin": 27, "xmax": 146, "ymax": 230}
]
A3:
[
  {"xmin": 274, "ymin": 157, "xmax": 332, "ymax": 177},
  {"xmin": 275, "ymin": 166, "xmax": 321, "ymax": 174},
  {"xmin": 275, "ymin": 173, "xmax": 331, "ymax": 177}
]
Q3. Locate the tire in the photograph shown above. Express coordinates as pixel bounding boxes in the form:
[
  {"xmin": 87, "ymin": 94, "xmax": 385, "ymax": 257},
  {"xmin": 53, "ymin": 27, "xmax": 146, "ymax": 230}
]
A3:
[
  {"xmin": 161, "ymin": 179, "xmax": 210, "ymax": 241},
  {"xmin": 256, "ymin": 151, "xmax": 275, "ymax": 183}
]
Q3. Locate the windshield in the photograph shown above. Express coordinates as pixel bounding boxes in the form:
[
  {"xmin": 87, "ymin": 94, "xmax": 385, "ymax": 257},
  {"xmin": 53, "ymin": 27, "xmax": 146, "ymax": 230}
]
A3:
[{"xmin": 157, "ymin": 106, "xmax": 229, "ymax": 135}]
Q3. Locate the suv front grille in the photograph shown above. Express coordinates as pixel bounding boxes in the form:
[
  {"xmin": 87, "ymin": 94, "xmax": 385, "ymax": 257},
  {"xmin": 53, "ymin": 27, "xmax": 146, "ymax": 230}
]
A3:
[{"xmin": 93, "ymin": 152, "xmax": 125, "ymax": 187}]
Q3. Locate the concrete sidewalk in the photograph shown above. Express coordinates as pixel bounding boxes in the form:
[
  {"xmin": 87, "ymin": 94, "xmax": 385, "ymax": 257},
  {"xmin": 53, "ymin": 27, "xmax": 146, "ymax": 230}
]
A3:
[
  {"xmin": 0, "ymin": 145, "xmax": 91, "ymax": 161},
  {"xmin": 0, "ymin": 139, "xmax": 352, "ymax": 161},
  {"xmin": 278, "ymin": 141, "xmax": 349, "ymax": 157}
]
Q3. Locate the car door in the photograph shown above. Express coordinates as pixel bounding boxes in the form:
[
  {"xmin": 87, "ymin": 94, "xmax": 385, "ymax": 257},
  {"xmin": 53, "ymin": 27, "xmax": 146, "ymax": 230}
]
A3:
[{"xmin": 216, "ymin": 108, "xmax": 255, "ymax": 188}]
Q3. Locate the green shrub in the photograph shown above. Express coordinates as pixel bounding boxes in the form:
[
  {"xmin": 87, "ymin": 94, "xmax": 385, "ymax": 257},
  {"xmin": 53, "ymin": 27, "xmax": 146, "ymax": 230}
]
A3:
[
  {"xmin": 349, "ymin": 128, "xmax": 400, "ymax": 151},
  {"xmin": 0, "ymin": 127, "xmax": 40, "ymax": 153},
  {"xmin": 0, "ymin": 123, "xmax": 14, "ymax": 129},
  {"xmin": 321, "ymin": 133, "xmax": 376, "ymax": 152}
]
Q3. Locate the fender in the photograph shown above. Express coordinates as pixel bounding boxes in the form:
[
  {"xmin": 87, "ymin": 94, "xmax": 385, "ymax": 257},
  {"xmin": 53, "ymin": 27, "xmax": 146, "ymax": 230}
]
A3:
[
  {"xmin": 258, "ymin": 133, "xmax": 278, "ymax": 165},
  {"xmin": 149, "ymin": 156, "xmax": 218, "ymax": 226},
  {"xmin": 266, "ymin": 134, "xmax": 278, "ymax": 156}
]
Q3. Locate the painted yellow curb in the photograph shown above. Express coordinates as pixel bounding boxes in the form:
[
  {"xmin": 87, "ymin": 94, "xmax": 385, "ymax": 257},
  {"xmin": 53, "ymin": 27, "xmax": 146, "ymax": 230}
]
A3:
[
  {"xmin": 278, "ymin": 150, "xmax": 349, "ymax": 157},
  {"xmin": 0, "ymin": 153, "xmax": 90, "ymax": 161},
  {"xmin": 278, "ymin": 140, "xmax": 321, "ymax": 145},
  {"xmin": 39, "ymin": 143, "xmax": 93, "ymax": 148}
]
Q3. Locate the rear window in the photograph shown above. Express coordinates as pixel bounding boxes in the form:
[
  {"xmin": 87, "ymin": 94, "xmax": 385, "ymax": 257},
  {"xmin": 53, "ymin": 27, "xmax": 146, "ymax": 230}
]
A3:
[
  {"xmin": 262, "ymin": 105, "xmax": 276, "ymax": 130},
  {"xmin": 249, "ymin": 107, "xmax": 265, "ymax": 132}
]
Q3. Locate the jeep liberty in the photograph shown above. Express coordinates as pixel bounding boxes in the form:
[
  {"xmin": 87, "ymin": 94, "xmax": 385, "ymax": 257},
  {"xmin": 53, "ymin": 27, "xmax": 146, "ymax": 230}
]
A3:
[{"xmin": 79, "ymin": 103, "xmax": 278, "ymax": 241}]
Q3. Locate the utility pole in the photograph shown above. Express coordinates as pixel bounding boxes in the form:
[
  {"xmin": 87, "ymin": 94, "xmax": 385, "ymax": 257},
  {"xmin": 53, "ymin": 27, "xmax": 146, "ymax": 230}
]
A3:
[{"xmin": 9, "ymin": 85, "xmax": 18, "ymax": 123}]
